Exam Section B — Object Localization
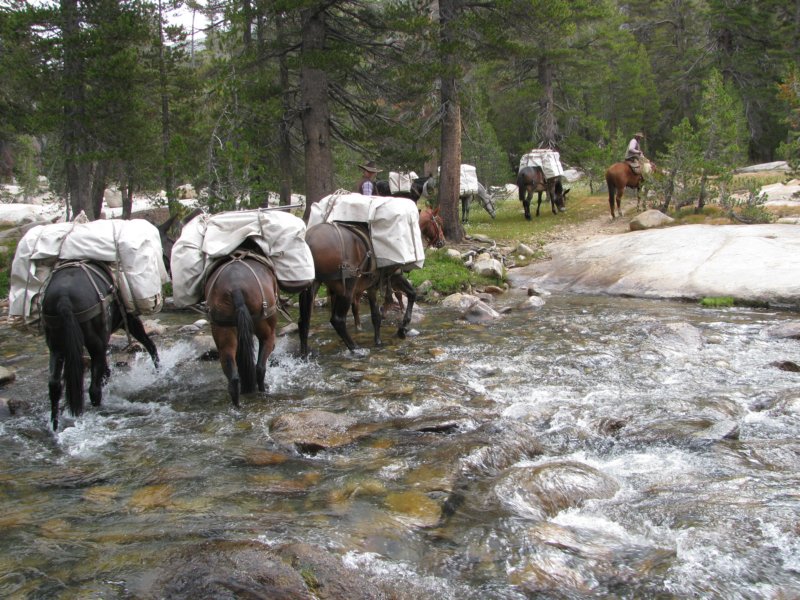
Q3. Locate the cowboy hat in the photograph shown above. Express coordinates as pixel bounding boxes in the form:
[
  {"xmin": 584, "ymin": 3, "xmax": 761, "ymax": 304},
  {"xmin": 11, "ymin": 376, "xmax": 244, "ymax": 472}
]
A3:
[
  {"xmin": 633, "ymin": 132, "xmax": 645, "ymax": 139},
  {"xmin": 359, "ymin": 160, "xmax": 382, "ymax": 173}
]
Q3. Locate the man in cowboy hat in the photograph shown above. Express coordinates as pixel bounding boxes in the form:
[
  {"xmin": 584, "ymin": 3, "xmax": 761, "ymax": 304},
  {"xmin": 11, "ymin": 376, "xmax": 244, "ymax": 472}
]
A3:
[
  {"xmin": 356, "ymin": 160, "xmax": 382, "ymax": 196},
  {"xmin": 625, "ymin": 132, "xmax": 646, "ymax": 175}
]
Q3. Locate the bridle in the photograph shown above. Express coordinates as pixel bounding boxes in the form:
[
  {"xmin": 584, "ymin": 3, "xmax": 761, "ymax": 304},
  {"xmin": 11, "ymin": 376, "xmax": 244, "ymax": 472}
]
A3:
[{"xmin": 421, "ymin": 210, "xmax": 445, "ymax": 248}]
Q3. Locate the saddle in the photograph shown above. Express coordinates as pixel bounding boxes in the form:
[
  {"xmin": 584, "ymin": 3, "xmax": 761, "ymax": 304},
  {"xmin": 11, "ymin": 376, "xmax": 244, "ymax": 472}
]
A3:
[
  {"xmin": 41, "ymin": 260, "xmax": 117, "ymax": 330},
  {"xmin": 204, "ymin": 250, "xmax": 278, "ymax": 325},
  {"xmin": 626, "ymin": 158, "xmax": 642, "ymax": 176},
  {"xmin": 318, "ymin": 222, "xmax": 377, "ymax": 284}
]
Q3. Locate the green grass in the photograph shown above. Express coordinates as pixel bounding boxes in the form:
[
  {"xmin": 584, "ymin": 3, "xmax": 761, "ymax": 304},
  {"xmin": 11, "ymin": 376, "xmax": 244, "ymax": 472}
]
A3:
[
  {"xmin": 700, "ymin": 296, "xmax": 735, "ymax": 307},
  {"xmin": 456, "ymin": 183, "xmax": 607, "ymax": 247},
  {"xmin": 408, "ymin": 250, "xmax": 500, "ymax": 295}
]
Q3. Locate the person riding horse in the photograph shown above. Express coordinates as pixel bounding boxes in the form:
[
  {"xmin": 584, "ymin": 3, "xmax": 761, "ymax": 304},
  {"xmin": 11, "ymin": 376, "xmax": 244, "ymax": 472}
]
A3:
[
  {"xmin": 356, "ymin": 161, "xmax": 382, "ymax": 196},
  {"xmin": 625, "ymin": 132, "xmax": 646, "ymax": 175}
]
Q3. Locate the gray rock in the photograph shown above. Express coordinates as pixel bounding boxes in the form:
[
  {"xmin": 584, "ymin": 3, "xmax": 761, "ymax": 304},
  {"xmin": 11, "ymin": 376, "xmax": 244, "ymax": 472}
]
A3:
[
  {"xmin": 512, "ymin": 224, "xmax": 800, "ymax": 307},
  {"xmin": 463, "ymin": 300, "xmax": 501, "ymax": 323},
  {"xmin": 0, "ymin": 366, "xmax": 17, "ymax": 385},
  {"xmin": 270, "ymin": 409, "xmax": 362, "ymax": 452},
  {"xmin": 629, "ymin": 209, "xmax": 675, "ymax": 231},
  {"xmin": 515, "ymin": 295, "xmax": 546, "ymax": 311},
  {"xmin": 473, "ymin": 257, "xmax": 504, "ymax": 278}
]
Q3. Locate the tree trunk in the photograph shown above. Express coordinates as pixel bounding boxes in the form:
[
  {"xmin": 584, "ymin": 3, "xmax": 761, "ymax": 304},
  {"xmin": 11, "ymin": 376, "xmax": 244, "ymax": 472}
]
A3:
[
  {"xmin": 696, "ymin": 169, "xmax": 707, "ymax": 213},
  {"xmin": 277, "ymin": 11, "xmax": 293, "ymax": 207},
  {"xmin": 157, "ymin": 0, "xmax": 176, "ymax": 215},
  {"xmin": 91, "ymin": 161, "xmax": 107, "ymax": 220},
  {"xmin": 61, "ymin": 0, "xmax": 92, "ymax": 219},
  {"xmin": 437, "ymin": 0, "xmax": 464, "ymax": 243},
  {"xmin": 538, "ymin": 58, "xmax": 558, "ymax": 147},
  {"xmin": 123, "ymin": 170, "xmax": 134, "ymax": 220},
  {"xmin": 300, "ymin": 5, "xmax": 334, "ymax": 221}
]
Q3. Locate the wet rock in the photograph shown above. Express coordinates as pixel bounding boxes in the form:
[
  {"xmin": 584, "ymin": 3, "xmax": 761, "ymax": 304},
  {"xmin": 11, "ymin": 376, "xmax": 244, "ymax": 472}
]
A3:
[
  {"xmin": 279, "ymin": 322, "xmax": 299, "ymax": 336},
  {"xmin": 766, "ymin": 321, "xmax": 800, "ymax": 339},
  {"xmin": 178, "ymin": 324, "xmax": 202, "ymax": 333},
  {"xmin": 191, "ymin": 335, "xmax": 219, "ymax": 361},
  {"xmin": 626, "ymin": 416, "xmax": 740, "ymax": 445},
  {"xmin": 275, "ymin": 542, "xmax": 387, "ymax": 600},
  {"xmin": 483, "ymin": 285, "xmax": 505, "ymax": 295},
  {"xmin": 384, "ymin": 491, "xmax": 441, "ymax": 527},
  {"xmin": 142, "ymin": 319, "xmax": 166, "ymax": 336},
  {"xmin": 493, "ymin": 461, "xmax": 620, "ymax": 519},
  {"xmin": 441, "ymin": 292, "xmax": 481, "ymax": 310},
  {"xmin": 128, "ymin": 484, "xmax": 176, "ymax": 512},
  {"xmin": 0, "ymin": 396, "xmax": 20, "ymax": 419},
  {"xmin": 514, "ymin": 295, "xmax": 546, "ymax": 311},
  {"xmin": 0, "ymin": 366, "xmax": 16, "ymax": 385},
  {"xmin": 135, "ymin": 540, "xmax": 311, "ymax": 600},
  {"xmin": 463, "ymin": 299, "xmax": 501, "ymax": 323},
  {"xmin": 771, "ymin": 360, "xmax": 800, "ymax": 372},
  {"xmin": 270, "ymin": 410, "xmax": 361, "ymax": 453}
]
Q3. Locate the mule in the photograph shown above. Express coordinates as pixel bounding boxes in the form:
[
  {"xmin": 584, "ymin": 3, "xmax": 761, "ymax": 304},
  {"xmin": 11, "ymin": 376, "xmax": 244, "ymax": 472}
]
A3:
[
  {"xmin": 42, "ymin": 260, "xmax": 159, "ymax": 431},
  {"xmin": 375, "ymin": 175, "xmax": 436, "ymax": 204},
  {"xmin": 460, "ymin": 182, "xmax": 497, "ymax": 224},
  {"xmin": 204, "ymin": 249, "xmax": 279, "ymax": 408},
  {"xmin": 605, "ymin": 160, "xmax": 650, "ymax": 219},
  {"xmin": 370, "ymin": 207, "xmax": 445, "ymax": 318},
  {"xmin": 517, "ymin": 166, "xmax": 569, "ymax": 220},
  {"xmin": 298, "ymin": 222, "xmax": 415, "ymax": 356}
]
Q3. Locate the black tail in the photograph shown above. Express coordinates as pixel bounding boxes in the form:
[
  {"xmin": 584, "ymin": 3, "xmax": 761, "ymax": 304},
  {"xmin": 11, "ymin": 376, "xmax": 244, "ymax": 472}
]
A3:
[
  {"xmin": 233, "ymin": 290, "xmax": 257, "ymax": 394},
  {"xmin": 57, "ymin": 296, "xmax": 85, "ymax": 418}
]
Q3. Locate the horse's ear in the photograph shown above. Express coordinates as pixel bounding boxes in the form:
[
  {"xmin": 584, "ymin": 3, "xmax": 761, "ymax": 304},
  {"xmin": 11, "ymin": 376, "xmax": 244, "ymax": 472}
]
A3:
[
  {"xmin": 564, "ymin": 188, "xmax": 571, "ymax": 195},
  {"xmin": 433, "ymin": 207, "xmax": 440, "ymax": 216}
]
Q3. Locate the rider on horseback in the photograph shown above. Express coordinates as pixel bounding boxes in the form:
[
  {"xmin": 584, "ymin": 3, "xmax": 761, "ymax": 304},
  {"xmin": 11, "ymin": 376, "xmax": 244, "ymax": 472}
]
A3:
[{"xmin": 625, "ymin": 132, "xmax": 646, "ymax": 175}]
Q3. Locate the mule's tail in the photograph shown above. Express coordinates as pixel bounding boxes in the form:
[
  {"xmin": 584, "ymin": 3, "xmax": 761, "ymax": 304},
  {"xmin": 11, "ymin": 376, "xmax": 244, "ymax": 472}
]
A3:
[
  {"xmin": 57, "ymin": 296, "xmax": 86, "ymax": 418},
  {"xmin": 233, "ymin": 289, "xmax": 257, "ymax": 394}
]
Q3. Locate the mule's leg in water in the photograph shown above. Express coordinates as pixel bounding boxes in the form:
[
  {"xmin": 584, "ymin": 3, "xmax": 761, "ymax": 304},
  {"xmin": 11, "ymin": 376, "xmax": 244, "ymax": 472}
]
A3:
[
  {"xmin": 86, "ymin": 336, "xmax": 109, "ymax": 408},
  {"xmin": 330, "ymin": 292, "xmax": 359, "ymax": 352},
  {"xmin": 213, "ymin": 326, "xmax": 241, "ymax": 408},
  {"xmin": 298, "ymin": 284, "xmax": 317, "ymax": 358},
  {"xmin": 48, "ymin": 351, "xmax": 64, "ymax": 431},
  {"xmin": 125, "ymin": 313, "xmax": 159, "ymax": 368},
  {"xmin": 365, "ymin": 286, "xmax": 383, "ymax": 347},
  {"xmin": 254, "ymin": 322, "xmax": 276, "ymax": 393},
  {"xmin": 390, "ymin": 274, "xmax": 416, "ymax": 339}
]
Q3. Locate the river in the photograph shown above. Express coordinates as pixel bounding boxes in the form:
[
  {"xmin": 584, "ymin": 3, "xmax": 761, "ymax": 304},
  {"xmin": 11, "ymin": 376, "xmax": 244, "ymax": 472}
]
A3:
[{"xmin": 1, "ymin": 290, "xmax": 799, "ymax": 598}]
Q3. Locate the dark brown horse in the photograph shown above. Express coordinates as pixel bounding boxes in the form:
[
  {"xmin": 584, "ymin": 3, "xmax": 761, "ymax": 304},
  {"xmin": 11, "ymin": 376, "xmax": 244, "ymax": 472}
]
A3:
[
  {"xmin": 605, "ymin": 161, "xmax": 648, "ymax": 219},
  {"xmin": 374, "ymin": 207, "xmax": 445, "ymax": 316},
  {"xmin": 517, "ymin": 166, "xmax": 569, "ymax": 220},
  {"xmin": 298, "ymin": 222, "xmax": 416, "ymax": 356},
  {"xmin": 204, "ymin": 249, "xmax": 279, "ymax": 407},
  {"xmin": 42, "ymin": 260, "xmax": 159, "ymax": 430}
]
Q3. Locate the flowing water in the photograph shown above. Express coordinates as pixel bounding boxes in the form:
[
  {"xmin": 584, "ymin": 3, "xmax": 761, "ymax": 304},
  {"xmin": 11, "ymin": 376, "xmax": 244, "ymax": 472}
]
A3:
[{"xmin": 1, "ymin": 291, "xmax": 799, "ymax": 599}]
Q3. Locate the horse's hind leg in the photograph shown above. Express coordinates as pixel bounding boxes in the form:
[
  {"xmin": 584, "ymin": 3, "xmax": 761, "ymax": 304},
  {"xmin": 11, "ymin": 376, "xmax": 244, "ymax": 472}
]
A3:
[
  {"xmin": 126, "ymin": 314, "xmax": 159, "ymax": 368},
  {"xmin": 365, "ymin": 287, "xmax": 383, "ymax": 347},
  {"xmin": 85, "ymin": 331, "xmax": 108, "ymax": 408},
  {"xmin": 48, "ymin": 351, "xmax": 64, "ymax": 430},
  {"xmin": 330, "ymin": 292, "xmax": 359, "ymax": 352},
  {"xmin": 213, "ymin": 326, "xmax": 240, "ymax": 407},
  {"xmin": 298, "ymin": 284, "xmax": 318, "ymax": 358},
  {"xmin": 254, "ymin": 323, "xmax": 275, "ymax": 393},
  {"xmin": 536, "ymin": 192, "xmax": 543, "ymax": 217},
  {"xmin": 523, "ymin": 191, "xmax": 532, "ymax": 220},
  {"xmin": 391, "ymin": 275, "xmax": 416, "ymax": 339}
]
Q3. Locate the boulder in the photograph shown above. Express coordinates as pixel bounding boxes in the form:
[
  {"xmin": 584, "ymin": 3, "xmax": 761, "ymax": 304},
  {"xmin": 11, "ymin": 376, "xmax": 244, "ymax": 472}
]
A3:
[
  {"xmin": 629, "ymin": 209, "xmax": 675, "ymax": 231},
  {"xmin": 511, "ymin": 224, "xmax": 800, "ymax": 307}
]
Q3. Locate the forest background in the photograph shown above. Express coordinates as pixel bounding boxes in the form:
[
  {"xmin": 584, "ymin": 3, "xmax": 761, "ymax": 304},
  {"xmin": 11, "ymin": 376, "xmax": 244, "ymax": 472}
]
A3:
[{"xmin": 2, "ymin": 0, "xmax": 800, "ymax": 243}]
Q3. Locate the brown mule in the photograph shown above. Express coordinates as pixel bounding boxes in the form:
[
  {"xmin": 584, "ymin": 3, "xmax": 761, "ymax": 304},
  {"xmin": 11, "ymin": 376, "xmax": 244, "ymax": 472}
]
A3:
[
  {"xmin": 298, "ymin": 222, "xmax": 416, "ymax": 357},
  {"xmin": 204, "ymin": 250, "xmax": 279, "ymax": 407}
]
